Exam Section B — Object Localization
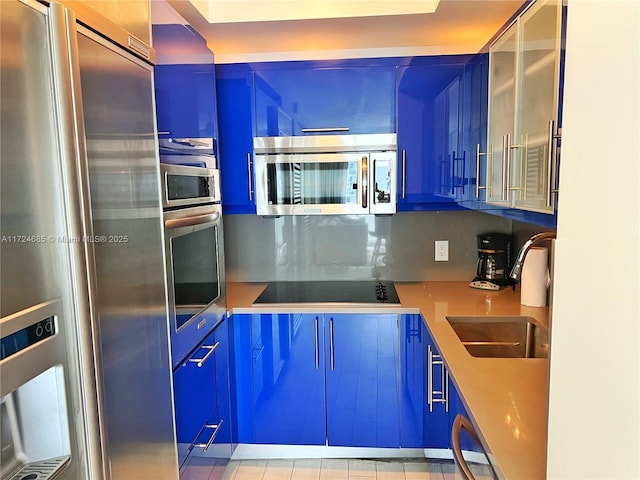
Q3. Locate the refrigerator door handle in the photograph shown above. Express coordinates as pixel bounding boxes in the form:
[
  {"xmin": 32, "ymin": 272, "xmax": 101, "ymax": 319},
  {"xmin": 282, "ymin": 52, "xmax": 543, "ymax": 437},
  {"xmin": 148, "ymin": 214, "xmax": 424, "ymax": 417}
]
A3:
[{"xmin": 49, "ymin": 4, "xmax": 107, "ymax": 478}]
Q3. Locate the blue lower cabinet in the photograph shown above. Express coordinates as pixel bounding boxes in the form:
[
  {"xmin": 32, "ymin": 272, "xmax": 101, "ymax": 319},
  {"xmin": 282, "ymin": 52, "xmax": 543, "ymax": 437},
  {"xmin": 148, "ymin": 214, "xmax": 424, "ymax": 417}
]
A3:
[
  {"xmin": 325, "ymin": 314, "xmax": 400, "ymax": 448},
  {"xmin": 214, "ymin": 317, "xmax": 230, "ymax": 410},
  {"xmin": 253, "ymin": 314, "xmax": 326, "ymax": 445},
  {"xmin": 424, "ymin": 324, "xmax": 455, "ymax": 450},
  {"xmin": 231, "ymin": 314, "xmax": 253, "ymax": 443},
  {"xmin": 232, "ymin": 313, "xmax": 401, "ymax": 448},
  {"xmin": 400, "ymin": 314, "xmax": 426, "ymax": 448},
  {"xmin": 173, "ymin": 330, "xmax": 217, "ymax": 466}
]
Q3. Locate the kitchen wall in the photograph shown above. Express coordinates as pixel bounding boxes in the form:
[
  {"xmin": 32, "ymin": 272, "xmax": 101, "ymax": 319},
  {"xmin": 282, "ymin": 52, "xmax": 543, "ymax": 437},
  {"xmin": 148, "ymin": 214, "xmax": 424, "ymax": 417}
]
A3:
[{"xmin": 223, "ymin": 210, "xmax": 512, "ymax": 282}]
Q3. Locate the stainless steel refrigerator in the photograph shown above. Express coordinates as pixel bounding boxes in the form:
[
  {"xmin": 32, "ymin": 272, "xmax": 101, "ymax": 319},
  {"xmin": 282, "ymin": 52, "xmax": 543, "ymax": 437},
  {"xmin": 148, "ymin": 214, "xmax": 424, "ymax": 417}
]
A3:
[{"xmin": 1, "ymin": 1, "xmax": 178, "ymax": 478}]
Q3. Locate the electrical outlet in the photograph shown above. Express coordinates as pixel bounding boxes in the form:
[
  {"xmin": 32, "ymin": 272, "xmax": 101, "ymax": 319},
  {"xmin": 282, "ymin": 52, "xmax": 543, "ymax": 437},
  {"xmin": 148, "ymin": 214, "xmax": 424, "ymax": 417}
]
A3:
[{"xmin": 435, "ymin": 240, "xmax": 449, "ymax": 262}]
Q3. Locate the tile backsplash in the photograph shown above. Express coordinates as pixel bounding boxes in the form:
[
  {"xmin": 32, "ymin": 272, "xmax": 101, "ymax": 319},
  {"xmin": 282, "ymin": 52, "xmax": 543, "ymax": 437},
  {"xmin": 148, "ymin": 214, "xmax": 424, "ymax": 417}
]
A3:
[{"xmin": 223, "ymin": 210, "xmax": 513, "ymax": 282}]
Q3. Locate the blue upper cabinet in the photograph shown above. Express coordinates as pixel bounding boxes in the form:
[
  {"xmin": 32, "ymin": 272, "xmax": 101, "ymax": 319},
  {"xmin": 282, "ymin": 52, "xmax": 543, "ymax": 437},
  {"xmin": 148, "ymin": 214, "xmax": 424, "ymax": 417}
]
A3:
[
  {"xmin": 396, "ymin": 61, "xmax": 467, "ymax": 211},
  {"xmin": 155, "ymin": 63, "xmax": 217, "ymax": 139},
  {"xmin": 254, "ymin": 63, "xmax": 396, "ymax": 136},
  {"xmin": 216, "ymin": 65, "xmax": 256, "ymax": 214},
  {"xmin": 460, "ymin": 54, "xmax": 489, "ymax": 205},
  {"xmin": 152, "ymin": 24, "xmax": 218, "ymax": 140}
]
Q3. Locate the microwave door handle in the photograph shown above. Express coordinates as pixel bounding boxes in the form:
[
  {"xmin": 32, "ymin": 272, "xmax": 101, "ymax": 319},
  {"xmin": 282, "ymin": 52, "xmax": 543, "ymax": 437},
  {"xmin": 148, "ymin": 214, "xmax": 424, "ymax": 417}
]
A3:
[
  {"xmin": 164, "ymin": 212, "xmax": 220, "ymax": 230},
  {"xmin": 362, "ymin": 155, "xmax": 368, "ymax": 209}
]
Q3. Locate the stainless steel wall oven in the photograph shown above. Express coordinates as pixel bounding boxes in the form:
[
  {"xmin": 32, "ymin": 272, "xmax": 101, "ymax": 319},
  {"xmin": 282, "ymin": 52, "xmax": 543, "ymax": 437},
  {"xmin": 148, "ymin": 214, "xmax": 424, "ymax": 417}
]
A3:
[{"xmin": 162, "ymin": 163, "xmax": 225, "ymax": 368}]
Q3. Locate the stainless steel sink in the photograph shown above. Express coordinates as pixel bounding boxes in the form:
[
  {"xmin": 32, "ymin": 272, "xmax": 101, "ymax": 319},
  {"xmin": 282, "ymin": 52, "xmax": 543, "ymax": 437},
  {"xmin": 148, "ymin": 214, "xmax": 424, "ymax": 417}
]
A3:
[{"xmin": 446, "ymin": 316, "xmax": 549, "ymax": 358}]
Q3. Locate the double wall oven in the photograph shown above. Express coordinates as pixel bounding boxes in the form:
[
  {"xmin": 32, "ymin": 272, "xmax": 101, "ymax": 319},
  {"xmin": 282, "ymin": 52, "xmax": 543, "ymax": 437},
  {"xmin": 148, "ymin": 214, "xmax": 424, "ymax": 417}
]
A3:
[
  {"xmin": 160, "ymin": 144, "xmax": 225, "ymax": 368},
  {"xmin": 160, "ymin": 142, "xmax": 229, "ymax": 466}
]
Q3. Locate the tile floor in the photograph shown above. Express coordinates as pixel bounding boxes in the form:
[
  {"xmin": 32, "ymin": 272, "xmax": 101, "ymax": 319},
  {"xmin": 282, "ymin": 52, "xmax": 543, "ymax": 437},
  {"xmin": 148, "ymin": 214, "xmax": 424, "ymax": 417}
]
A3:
[{"xmin": 179, "ymin": 457, "xmax": 470, "ymax": 480}]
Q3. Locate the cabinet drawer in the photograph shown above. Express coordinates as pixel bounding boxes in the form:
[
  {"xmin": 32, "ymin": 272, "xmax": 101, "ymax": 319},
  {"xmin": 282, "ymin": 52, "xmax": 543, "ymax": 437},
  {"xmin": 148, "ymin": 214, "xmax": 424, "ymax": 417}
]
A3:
[{"xmin": 173, "ymin": 331, "xmax": 218, "ymax": 446}]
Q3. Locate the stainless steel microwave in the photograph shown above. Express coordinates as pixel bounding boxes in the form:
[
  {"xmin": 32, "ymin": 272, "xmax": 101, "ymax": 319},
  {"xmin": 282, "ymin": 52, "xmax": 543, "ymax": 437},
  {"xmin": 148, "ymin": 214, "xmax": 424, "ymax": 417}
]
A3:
[
  {"xmin": 253, "ymin": 134, "xmax": 397, "ymax": 216},
  {"xmin": 160, "ymin": 163, "xmax": 220, "ymax": 209}
]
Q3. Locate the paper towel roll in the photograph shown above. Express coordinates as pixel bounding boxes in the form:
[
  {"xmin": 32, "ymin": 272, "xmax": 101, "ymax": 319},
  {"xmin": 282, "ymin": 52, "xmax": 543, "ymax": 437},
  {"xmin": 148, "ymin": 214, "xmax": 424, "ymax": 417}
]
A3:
[{"xmin": 520, "ymin": 247, "xmax": 550, "ymax": 307}]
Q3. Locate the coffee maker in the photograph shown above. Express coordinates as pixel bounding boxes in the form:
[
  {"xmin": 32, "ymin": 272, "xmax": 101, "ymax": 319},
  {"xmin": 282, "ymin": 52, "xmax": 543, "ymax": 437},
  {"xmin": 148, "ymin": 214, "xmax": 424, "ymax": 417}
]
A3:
[{"xmin": 470, "ymin": 233, "xmax": 513, "ymax": 290}]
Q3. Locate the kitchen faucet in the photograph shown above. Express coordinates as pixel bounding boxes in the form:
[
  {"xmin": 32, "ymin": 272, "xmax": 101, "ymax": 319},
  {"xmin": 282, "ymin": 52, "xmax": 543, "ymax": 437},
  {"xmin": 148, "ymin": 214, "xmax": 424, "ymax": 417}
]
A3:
[{"xmin": 509, "ymin": 231, "xmax": 557, "ymax": 282}]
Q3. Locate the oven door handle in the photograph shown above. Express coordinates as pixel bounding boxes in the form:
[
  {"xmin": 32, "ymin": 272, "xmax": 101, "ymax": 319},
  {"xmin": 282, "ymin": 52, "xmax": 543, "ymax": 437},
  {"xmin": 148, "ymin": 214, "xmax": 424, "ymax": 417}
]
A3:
[{"xmin": 164, "ymin": 212, "xmax": 220, "ymax": 230}]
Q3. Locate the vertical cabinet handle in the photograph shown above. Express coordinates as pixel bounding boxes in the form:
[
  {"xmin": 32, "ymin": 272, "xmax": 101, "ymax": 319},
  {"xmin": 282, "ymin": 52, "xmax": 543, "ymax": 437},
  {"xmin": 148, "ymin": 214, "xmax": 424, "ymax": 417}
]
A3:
[
  {"xmin": 314, "ymin": 316, "xmax": 320, "ymax": 370},
  {"xmin": 475, "ymin": 144, "xmax": 489, "ymax": 199},
  {"xmin": 361, "ymin": 156, "xmax": 368, "ymax": 209},
  {"xmin": 247, "ymin": 152, "xmax": 253, "ymax": 201},
  {"xmin": 401, "ymin": 149, "xmax": 406, "ymax": 199},
  {"xmin": 501, "ymin": 135, "xmax": 510, "ymax": 202},
  {"xmin": 546, "ymin": 120, "xmax": 561, "ymax": 208},
  {"xmin": 329, "ymin": 317, "xmax": 335, "ymax": 371},
  {"xmin": 427, "ymin": 345, "xmax": 449, "ymax": 413}
]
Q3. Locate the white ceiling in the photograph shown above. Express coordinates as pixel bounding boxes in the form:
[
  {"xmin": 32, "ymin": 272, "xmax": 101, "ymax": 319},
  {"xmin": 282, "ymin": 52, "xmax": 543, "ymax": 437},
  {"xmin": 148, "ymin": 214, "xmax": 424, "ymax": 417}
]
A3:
[{"xmin": 151, "ymin": 0, "xmax": 524, "ymax": 63}]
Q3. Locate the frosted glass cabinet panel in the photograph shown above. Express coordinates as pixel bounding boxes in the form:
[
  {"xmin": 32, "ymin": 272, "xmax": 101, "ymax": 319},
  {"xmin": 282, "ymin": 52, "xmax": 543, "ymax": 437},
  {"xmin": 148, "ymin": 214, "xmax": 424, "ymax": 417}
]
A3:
[
  {"xmin": 486, "ymin": 0, "xmax": 563, "ymax": 213},
  {"xmin": 487, "ymin": 25, "xmax": 517, "ymax": 205},
  {"xmin": 515, "ymin": 0, "xmax": 562, "ymax": 212}
]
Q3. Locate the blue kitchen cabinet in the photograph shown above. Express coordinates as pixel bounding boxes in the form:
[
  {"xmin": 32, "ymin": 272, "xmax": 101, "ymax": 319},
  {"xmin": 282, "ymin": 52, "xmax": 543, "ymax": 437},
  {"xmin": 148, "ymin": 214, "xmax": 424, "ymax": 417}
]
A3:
[
  {"xmin": 153, "ymin": 24, "xmax": 218, "ymax": 140},
  {"xmin": 399, "ymin": 314, "xmax": 458, "ymax": 450},
  {"xmin": 155, "ymin": 63, "xmax": 218, "ymax": 139},
  {"xmin": 231, "ymin": 312, "xmax": 401, "ymax": 448},
  {"xmin": 252, "ymin": 313, "xmax": 326, "ymax": 445},
  {"xmin": 460, "ymin": 54, "xmax": 489, "ymax": 205},
  {"xmin": 400, "ymin": 313, "xmax": 425, "ymax": 448},
  {"xmin": 396, "ymin": 63, "xmax": 466, "ymax": 211},
  {"xmin": 254, "ymin": 64, "xmax": 396, "ymax": 136},
  {"xmin": 424, "ymin": 321, "xmax": 456, "ymax": 450},
  {"xmin": 173, "ymin": 318, "xmax": 232, "ymax": 466},
  {"xmin": 231, "ymin": 313, "xmax": 325, "ymax": 445},
  {"xmin": 215, "ymin": 65, "xmax": 256, "ymax": 214},
  {"xmin": 174, "ymin": 330, "xmax": 217, "ymax": 449},
  {"xmin": 325, "ymin": 314, "xmax": 400, "ymax": 448}
]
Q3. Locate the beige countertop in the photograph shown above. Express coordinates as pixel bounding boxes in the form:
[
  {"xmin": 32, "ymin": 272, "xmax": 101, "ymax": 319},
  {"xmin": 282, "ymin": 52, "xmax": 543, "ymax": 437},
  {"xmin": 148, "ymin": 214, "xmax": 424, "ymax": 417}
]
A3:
[{"xmin": 226, "ymin": 281, "xmax": 549, "ymax": 479}]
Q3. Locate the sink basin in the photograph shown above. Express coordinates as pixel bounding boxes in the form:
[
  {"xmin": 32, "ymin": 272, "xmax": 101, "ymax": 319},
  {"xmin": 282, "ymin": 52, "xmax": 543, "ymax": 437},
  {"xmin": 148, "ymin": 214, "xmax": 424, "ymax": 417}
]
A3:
[{"xmin": 446, "ymin": 316, "xmax": 549, "ymax": 359}]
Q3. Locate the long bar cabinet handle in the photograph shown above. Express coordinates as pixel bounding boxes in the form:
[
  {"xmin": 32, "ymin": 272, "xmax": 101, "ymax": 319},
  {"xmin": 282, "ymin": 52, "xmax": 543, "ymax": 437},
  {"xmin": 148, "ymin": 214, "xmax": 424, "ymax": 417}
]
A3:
[
  {"xmin": 546, "ymin": 119, "xmax": 561, "ymax": 208},
  {"xmin": 188, "ymin": 342, "xmax": 220, "ymax": 368},
  {"xmin": 314, "ymin": 316, "xmax": 320, "ymax": 370},
  {"xmin": 194, "ymin": 419, "xmax": 224, "ymax": 452},
  {"xmin": 247, "ymin": 152, "xmax": 253, "ymax": 201},
  {"xmin": 427, "ymin": 345, "xmax": 449, "ymax": 413},
  {"xmin": 361, "ymin": 156, "xmax": 368, "ymax": 209},
  {"xmin": 501, "ymin": 135, "xmax": 509, "ymax": 201},
  {"xmin": 475, "ymin": 144, "xmax": 489, "ymax": 199},
  {"xmin": 300, "ymin": 127, "xmax": 350, "ymax": 133},
  {"xmin": 329, "ymin": 318, "xmax": 335, "ymax": 371},
  {"xmin": 401, "ymin": 149, "xmax": 406, "ymax": 199}
]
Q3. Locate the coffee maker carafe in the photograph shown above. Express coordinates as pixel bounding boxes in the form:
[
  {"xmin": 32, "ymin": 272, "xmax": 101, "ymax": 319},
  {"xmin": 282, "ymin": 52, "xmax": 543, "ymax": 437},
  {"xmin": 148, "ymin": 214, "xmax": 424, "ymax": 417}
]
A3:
[{"xmin": 470, "ymin": 233, "xmax": 513, "ymax": 290}]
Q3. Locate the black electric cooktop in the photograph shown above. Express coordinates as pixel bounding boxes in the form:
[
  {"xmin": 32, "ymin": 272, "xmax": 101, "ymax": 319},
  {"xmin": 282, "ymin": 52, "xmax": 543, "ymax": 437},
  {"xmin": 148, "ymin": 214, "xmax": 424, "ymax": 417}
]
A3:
[{"xmin": 253, "ymin": 281, "xmax": 400, "ymax": 305}]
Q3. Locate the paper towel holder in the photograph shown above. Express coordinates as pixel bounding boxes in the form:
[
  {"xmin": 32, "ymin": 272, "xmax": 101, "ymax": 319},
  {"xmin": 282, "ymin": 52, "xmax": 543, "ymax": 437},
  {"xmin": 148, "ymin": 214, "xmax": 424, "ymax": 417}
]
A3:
[{"xmin": 509, "ymin": 231, "xmax": 557, "ymax": 282}]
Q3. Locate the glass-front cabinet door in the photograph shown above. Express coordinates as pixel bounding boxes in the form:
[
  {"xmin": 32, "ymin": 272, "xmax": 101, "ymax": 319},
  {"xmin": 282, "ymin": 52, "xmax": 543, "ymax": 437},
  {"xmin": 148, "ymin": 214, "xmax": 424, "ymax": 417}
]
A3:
[
  {"xmin": 486, "ymin": 0, "xmax": 562, "ymax": 213},
  {"xmin": 514, "ymin": 0, "xmax": 562, "ymax": 213},
  {"xmin": 487, "ymin": 24, "xmax": 517, "ymax": 206}
]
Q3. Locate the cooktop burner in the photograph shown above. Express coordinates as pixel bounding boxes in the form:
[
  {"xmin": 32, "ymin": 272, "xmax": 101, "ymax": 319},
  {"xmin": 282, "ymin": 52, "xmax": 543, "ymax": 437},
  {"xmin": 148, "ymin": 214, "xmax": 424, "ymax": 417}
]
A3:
[{"xmin": 253, "ymin": 281, "xmax": 400, "ymax": 305}]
